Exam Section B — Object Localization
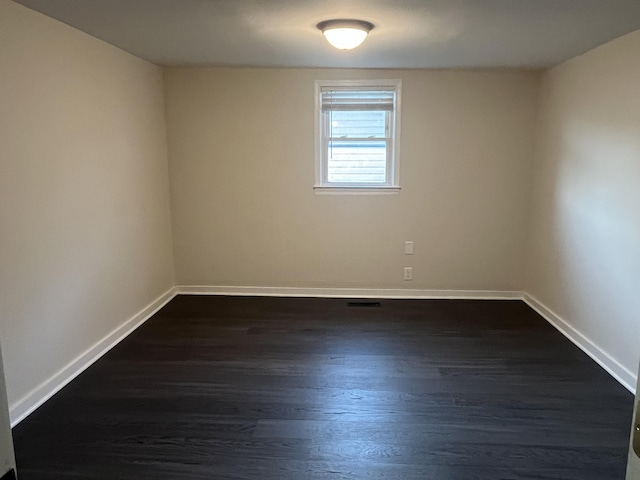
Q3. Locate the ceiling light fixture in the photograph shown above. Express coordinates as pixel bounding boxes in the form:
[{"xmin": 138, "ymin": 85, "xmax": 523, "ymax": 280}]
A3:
[{"xmin": 317, "ymin": 19, "xmax": 374, "ymax": 50}]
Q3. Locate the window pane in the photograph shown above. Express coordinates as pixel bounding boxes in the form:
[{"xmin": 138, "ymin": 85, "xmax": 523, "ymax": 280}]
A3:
[
  {"xmin": 329, "ymin": 110, "xmax": 386, "ymax": 138},
  {"xmin": 327, "ymin": 141, "xmax": 387, "ymax": 184}
]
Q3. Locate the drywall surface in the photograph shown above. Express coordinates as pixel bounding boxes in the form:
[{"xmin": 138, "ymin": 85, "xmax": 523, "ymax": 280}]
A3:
[
  {"xmin": 526, "ymin": 30, "xmax": 640, "ymax": 380},
  {"xmin": 165, "ymin": 67, "xmax": 539, "ymax": 290},
  {"xmin": 0, "ymin": 1, "xmax": 175, "ymax": 407}
]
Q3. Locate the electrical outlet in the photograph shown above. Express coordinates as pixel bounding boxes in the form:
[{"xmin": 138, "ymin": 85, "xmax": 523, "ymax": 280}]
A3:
[
  {"xmin": 405, "ymin": 241, "xmax": 414, "ymax": 255},
  {"xmin": 404, "ymin": 267, "xmax": 413, "ymax": 281}
]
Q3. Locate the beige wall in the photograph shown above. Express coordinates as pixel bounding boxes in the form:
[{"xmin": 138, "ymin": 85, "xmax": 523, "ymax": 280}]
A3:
[
  {"xmin": 165, "ymin": 68, "xmax": 539, "ymax": 291},
  {"xmin": 526, "ymin": 30, "xmax": 640, "ymax": 379},
  {"xmin": 0, "ymin": 1, "xmax": 175, "ymax": 408}
]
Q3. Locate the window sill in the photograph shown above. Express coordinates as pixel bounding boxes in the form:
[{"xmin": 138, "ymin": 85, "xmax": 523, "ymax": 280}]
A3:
[{"xmin": 313, "ymin": 185, "xmax": 401, "ymax": 195}]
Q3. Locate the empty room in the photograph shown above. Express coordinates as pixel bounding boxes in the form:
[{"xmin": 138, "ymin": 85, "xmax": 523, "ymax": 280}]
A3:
[{"xmin": 1, "ymin": 0, "xmax": 639, "ymax": 478}]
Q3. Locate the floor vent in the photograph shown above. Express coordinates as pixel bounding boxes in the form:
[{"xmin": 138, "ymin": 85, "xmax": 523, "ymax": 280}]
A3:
[{"xmin": 347, "ymin": 301, "xmax": 381, "ymax": 308}]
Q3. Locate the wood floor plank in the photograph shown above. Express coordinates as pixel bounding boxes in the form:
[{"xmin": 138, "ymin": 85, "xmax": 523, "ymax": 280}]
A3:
[{"xmin": 12, "ymin": 296, "xmax": 634, "ymax": 479}]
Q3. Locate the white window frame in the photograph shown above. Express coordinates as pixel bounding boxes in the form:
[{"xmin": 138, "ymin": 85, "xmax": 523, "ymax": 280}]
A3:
[{"xmin": 314, "ymin": 79, "xmax": 402, "ymax": 194}]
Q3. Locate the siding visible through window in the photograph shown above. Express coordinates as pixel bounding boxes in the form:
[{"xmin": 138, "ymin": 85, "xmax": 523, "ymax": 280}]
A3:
[{"xmin": 327, "ymin": 109, "xmax": 387, "ymax": 184}]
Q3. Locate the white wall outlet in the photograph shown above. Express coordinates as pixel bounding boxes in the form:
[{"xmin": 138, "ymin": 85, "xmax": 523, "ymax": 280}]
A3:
[
  {"xmin": 405, "ymin": 241, "xmax": 414, "ymax": 255},
  {"xmin": 404, "ymin": 267, "xmax": 413, "ymax": 281}
]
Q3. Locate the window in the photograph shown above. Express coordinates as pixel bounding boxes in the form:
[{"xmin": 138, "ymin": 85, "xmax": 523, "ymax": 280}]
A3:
[{"xmin": 314, "ymin": 80, "xmax": 401, "ymax": 193}]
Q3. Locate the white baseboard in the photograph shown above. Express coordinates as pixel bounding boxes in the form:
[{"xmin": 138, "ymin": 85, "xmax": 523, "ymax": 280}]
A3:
[
  {"xmin": 9, "ymin": 287, "xmax": 177, "ymax": 426},
  {"xmin": 10, "ymin": 286, "xmax": 634, "ymax": 426},
  {"xmin": 175, "ymin": 285, "xmax": 523, "ymax": 300},
  {"xmin": 523, "ymin": 293, "xmax": 636, "ymax": 394}
]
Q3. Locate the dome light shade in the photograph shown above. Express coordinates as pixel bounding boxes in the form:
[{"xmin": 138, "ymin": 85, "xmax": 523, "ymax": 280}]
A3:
[{"xmin": 317, "ymin": 19, "xmax": 374, "ymax": 50}]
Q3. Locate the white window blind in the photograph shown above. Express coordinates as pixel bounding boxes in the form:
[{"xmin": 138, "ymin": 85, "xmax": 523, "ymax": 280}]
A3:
[
  {"xmin": 315, "ymin": 81, "xmax": 401, "ymax": 191},
  {"xmin": 320, "ymin": 90, "xmax": 395, "ymax": 111}
]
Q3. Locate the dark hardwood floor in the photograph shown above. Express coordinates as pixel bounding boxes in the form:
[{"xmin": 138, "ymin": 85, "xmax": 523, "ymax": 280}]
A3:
[{"xmin": 12, "ymin": 296, "xmax": 634, "ymax": 479}]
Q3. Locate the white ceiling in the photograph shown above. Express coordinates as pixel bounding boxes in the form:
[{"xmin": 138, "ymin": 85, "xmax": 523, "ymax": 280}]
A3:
[{"xmin": 14, "ymin": 0, "xmax": 640, "ymax": 69}]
